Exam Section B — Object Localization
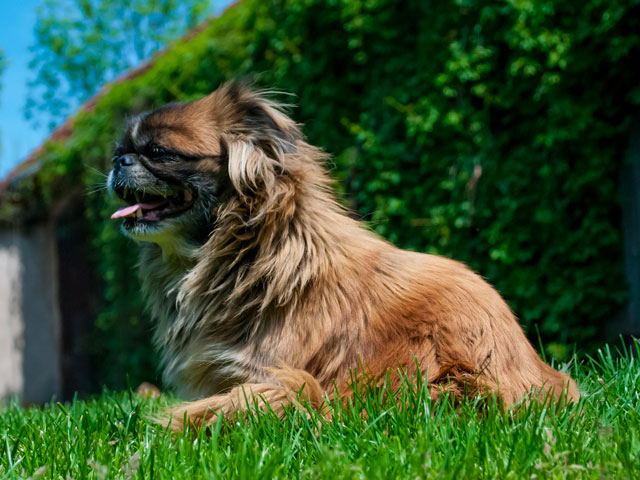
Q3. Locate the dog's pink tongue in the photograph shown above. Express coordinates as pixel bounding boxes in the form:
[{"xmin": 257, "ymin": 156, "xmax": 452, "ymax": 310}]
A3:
[
  {"xmin": 111, "ymin": 204, "xmax": 141, "ymax": 219},
  {"xmin": 110, "ymin": 201, "xmax": 164, "ymax": 219}
]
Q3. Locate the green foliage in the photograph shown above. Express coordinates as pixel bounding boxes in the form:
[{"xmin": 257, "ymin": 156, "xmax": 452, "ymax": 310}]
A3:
[
  {"xmin": 13, "ymin": 0, "xmax": 638, "ymax": 385},
  {"xmin": 26, "ymin": 0, "xmax": 213, "ymax": 128},
  {"xmin": 2, "ymin": 340, "xmax": 640, "ymax": 478}
]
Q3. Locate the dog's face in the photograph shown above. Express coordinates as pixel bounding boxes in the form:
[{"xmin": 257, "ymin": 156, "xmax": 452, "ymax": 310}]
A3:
[{"xmin": 107, "ymin": 83, "xmax": 299, "ymax": 247}]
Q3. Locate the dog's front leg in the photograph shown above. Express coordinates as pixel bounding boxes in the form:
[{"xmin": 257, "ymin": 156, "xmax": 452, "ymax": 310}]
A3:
[{"xmin": 164, "ymin": 367, "xmax": 325, "ymax": 431}]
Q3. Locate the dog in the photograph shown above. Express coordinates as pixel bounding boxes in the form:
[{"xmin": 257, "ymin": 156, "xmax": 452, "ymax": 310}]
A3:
[{"xmin": 107, "ymin": 82, "xmax": 579, "ymax": 430}]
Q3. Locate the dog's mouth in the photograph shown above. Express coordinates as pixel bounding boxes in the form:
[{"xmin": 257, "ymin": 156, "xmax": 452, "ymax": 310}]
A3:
[{"xmin": 111, "ymin": 186, "xmax": 196, "ymax": 226}]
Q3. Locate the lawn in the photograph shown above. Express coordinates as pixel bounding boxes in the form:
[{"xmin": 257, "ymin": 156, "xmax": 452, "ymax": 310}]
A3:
[{"xmin": 2, "ymin": 341, "xmax": 639, "ymax": 479}]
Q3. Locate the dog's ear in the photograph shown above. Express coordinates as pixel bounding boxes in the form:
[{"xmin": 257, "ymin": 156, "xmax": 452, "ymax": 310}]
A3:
[
  {"xmin": 224, "ymin": 135, "xmax": 298, "ymax": 224},
  {"xmin": 221, "ymin": 82, "xmax": 301, "ymax": 203},
  {"xmin": 225, "ymin": 137, "xmax": 281, "ymax": 199}
]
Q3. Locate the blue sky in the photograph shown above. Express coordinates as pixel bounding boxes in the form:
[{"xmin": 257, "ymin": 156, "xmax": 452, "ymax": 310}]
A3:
[
  {"xmin": 0, "ymin": 0, "xmax": 47, "ymax": 178},
  {"xmin": 0, "ymin": 1, "xmax": 231, "ymax": 179}
]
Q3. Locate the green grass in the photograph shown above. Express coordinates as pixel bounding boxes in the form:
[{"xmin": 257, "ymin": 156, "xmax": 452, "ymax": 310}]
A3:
[{"xmin": 2, "ymin": 341, "xmax": 639, "ymax": 479}]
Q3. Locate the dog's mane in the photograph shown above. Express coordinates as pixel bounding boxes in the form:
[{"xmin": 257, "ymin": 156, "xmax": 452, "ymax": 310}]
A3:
[
  {"xmin": 179, "ymin": 140, "xmax": 366, "ymax": 339},
  {"xmin": 137, "ymin": 84, "xmax": 383, "ymax": 392}
]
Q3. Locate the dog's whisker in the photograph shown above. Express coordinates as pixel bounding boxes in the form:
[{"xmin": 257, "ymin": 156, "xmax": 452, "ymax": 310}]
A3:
[{"xmin": 84, "ymin": 165, "xmax": 109, "ymax": 179}]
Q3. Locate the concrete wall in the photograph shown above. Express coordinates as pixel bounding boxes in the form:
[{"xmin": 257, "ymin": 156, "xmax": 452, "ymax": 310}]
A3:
[
  {"xmin": 0, "ymin": 222, "xmax": 62, "ymax": 404},
  {"xmin": 0, "ymin": 235, "xmax": 23, "ymax": 399}
]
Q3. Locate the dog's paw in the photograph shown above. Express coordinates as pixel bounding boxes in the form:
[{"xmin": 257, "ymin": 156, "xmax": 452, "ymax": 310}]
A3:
[{"xmin": 135, "ymin": 382, "xmax": 161, "ymax": 398}]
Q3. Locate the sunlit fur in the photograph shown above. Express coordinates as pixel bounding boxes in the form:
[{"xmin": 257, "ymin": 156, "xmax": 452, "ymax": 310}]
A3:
[{"xmin": 111, "ymin": 82, "xmax": 579, "ymax": 430}]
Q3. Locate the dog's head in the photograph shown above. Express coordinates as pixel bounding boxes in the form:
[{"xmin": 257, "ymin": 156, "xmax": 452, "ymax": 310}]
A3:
[{"xmin": 107, "ymin": 82, "xmax": 301, "ymax": 247}]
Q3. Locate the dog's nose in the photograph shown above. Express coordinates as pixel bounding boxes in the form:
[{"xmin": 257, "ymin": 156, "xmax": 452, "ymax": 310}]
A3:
[{"xmin": 114, "ymin": 154, "xmax": 136, "ymax": 167}]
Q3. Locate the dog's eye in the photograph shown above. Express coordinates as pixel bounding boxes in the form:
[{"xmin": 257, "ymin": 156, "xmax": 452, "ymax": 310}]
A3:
[{"xmin": 149, "ymin": 145, "xmax": 169, "ymax": 158}]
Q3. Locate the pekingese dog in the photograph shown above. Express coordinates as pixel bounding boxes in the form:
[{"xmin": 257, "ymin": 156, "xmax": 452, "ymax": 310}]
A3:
[{"xmin": 108, "ymin": 82, "xmax": 579, "ymax": 429}]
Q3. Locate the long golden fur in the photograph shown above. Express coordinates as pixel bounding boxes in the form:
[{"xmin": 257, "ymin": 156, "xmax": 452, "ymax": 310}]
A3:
[{"xmin": 108, "ymin": 82, "xmax": 579, "ymax": 430}]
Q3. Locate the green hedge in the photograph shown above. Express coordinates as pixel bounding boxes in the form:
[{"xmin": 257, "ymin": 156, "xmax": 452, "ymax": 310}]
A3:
[{"xmin": 14, "ymin": 0, "xmax": 639, "ymax": 386}]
